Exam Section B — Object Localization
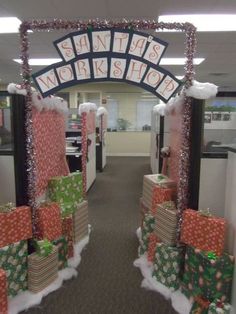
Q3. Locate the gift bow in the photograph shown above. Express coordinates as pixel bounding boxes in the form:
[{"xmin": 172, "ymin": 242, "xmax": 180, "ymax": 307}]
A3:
[
  {"xmin": 161, "ymin": 201, "xmax": 176, "ymax": 210},
  {"xmin": 157, "ymin": 174, "xmax": 166, "ymax": 181},
  {"xmin": 0, "ymin": 202, "xmax": 15, "ymax": 213},
  {"xmin": 36, "ymin": 239, "xmax": 53, "ymax": 257},
  {"xmin": 199, "ymin": 208, "xmax": 212, "ymax": 217},
  {"xmin": 207, "ymin": 251, "xmax": 217, "ymax": 261}
]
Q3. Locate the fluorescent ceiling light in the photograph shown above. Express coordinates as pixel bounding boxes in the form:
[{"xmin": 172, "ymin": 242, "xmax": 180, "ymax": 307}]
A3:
[
  {"xmin": 160, "ymin": 58, "xmax": 204, "ymax": 65},
  {"xmin": 0, "ymin": 17, "xmax": 22, "ymax": 33},
  {"xmin": 14, "ymin": 58, "xmax": 62, "ymax": 66},
  {"xmin": 158, "ymin": 15, "xmax": 236, "ymax": 32}
]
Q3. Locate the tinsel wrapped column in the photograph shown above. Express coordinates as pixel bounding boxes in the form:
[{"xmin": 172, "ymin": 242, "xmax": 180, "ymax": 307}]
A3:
[{"xmin": 81, "ymin": 112, "xmax": 87, "ymax": 196}]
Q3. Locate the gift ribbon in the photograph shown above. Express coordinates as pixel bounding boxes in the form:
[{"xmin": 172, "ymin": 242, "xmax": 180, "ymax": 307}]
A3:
[
  {"xmin": 157, "ymin": 174, "xmax": 166, "ymax": 181},
  {"xmin": 0, "ymin": 202, "xmax": 15, "ymax": 213},
  {"xmin": 207, "ymin": 251, "xmax": 217, "ymax": 261},
  {"xmin": 216, "ymin": 300, "xmax": 224, "ymax": 309},
  {"xmin": 161, "ymin": 201, "xmax": 176, "ymax": 210},
  {"xmin": 199, "ymin": 208, "xmax": 212, "ymax": 217},
  {"xmin": 36, "ymin": 239, "xmax": 54, "ymax": 257}
]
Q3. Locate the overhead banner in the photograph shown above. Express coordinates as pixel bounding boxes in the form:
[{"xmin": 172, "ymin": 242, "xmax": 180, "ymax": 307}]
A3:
[{"xmin": 32, "ymin": 29, "xmax": 182, "ymax": 103}]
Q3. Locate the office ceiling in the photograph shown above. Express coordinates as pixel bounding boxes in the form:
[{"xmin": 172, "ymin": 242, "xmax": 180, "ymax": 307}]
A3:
[{"xmin": 0, "ymin": 0, "xmax": 236, "ymax": 91}]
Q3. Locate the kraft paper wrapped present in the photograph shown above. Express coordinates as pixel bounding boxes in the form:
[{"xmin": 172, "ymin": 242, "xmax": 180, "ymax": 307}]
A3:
[
  {"xmin": 182, "ymin": 246, "xmax": 234, "ymax": 302},
  {"xmin": 0, "ymin": 269, "xmax": 7, "ymax": 314},
  {"xmin": 52, "ymin": 236, "xmax": 68, "ymax": 270},
  {"xmin": 48, "ymin": 172, "xmax": 83, "ymax": 217},
  {"xmin": 142, "ymin": 174, "xmax": 176, "ymax": 212},
  {"xmin": 62, "ymin": 216, "xmax": 74, "ymax": 258},
  {"xmin": 0, "ymin": 241, "xmax": 28, "ymax": 297},
  {"xmin": 208, "ymin": 300, "xmax": 231, "ymax": 314},
  {"xmin": 37, "ymin": 202, "xmax": 62, "ymax": 241},
  {"xmin": 180, "ymin": 209, "xmax": 226, "ymax": 256},
  {"xmin": 147, "ymin": 233, "xmax": 160, "ymax": 262},
  {"xmin": 73, "ymin": 201, "xmax": 89, "ymax": 243},
  {"xmin": 152, "ymin": 243, "xmax": 185, "ymax": 290},
  {"xmin": 28, "ymin": 246, "xmax": 58, "ymax": 293},
  {"xmin": 0, "ymin": 205, "xmax": 32, "ymax": 248},
  {"xmin": 154, "ymin": 201, "xmax": 178, "ymax": 246},
  {"xmin": 139, "ymin": 213, "xmax": 155, "ymax": 256}
]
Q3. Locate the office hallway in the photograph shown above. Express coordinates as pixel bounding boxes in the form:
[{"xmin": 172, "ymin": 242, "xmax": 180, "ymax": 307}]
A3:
[{"xmin": 25, "ymin": 157, "xmax": 177, "ymax": 314}]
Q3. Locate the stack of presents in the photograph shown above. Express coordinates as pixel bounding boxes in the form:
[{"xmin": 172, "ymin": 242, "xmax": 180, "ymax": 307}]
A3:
[
  {"xmin": 0, "ymin": 171, "xmax": 89, "ymax": 314},
  {"xmin": 139, "ymin": 174, "xmax": 235, "ymax": 314}
]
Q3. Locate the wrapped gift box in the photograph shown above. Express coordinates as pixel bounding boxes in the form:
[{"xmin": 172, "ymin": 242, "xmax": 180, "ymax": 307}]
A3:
[
  {"xmin": 147, "ymin": 233, "xmax": 160, "ymax": 262},
  {"xmin": 154, "ymin": 201, "xmax": 178, "ymax": 246},
  {"xmin": 0, "ymin": 269, "xmax": 7, "ymax": 314},
  {"xmin": 0, "ymin": 241, "xmax": 28, "ymax": 297},
  {"xmin": 208, "ymin": 300, "xmax": 231, "ymax": 314},
  {"xmin": 139, "ymin": 213, "xmax": 155, "ymax": 256},
  {"xmin": 0, "ymin": 206, "xmax": 32, "ymax": 248},
  {"xmin": 152, "ymin": 243, "xmax": 185, "ymax": 290},
  {"xmin": 48, "ymin": 172, "xmax": 83, "ymax": 216},
  {"xmin": 62, "ymin": 216, "xmax": 74, "ymax": 258},
  {"xmin": 190, "ymin": 296, "xmax": 210, "ymax": 314},
  {"xmin": 73, "ymin": 201, "xmax": 89, "ymax": 243},
  {"xmin": 140, "ymin": 197, "xmax": 150, "ymax": 225},
  {"xmin": 28, "ymin": 247, "xmax": 58, "ymax": 293},
  {"xmin": 182, "ymin": 246, "xmax": 234, "ymax": 302},
  {"xmin": 142, "ymin": 174, "xmax": 176, "ymax": 212},
  {"xmin": 37, "ymin": 202, "xmax": 62, "ymax": 241},
  {"xmin": 180, "ymin": 209, "xmax": 226, "ymax": 256},
  {"xmin": 52, "ymin": 236, "xmax": 68, "ymax": 270}
]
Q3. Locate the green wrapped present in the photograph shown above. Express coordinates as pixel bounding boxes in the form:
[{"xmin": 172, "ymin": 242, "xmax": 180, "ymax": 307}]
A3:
[
  {"xmin": 182, "ymin": 246, "xmax": 234, "ymax": 302},
  {"xmin": 52, "ymin": 236, "xmax": 68, "ymax": 270},
  {"xmin": 0, "ymin": 240, "xmax": 28, "ymax": 297},
  {"xmin": 139, "ymin": 213, "xmax": 155, "ymax": 255},
  {"xmin": 48, "ymin": 172, "xmax": 83, "ymax": 217},
  {"xmin": 152, "ymin": 243, "xmax": 185, "ymax": 290},
  {"xmin": 208, "ymin": 299, "xmax": 231, "ymax": 314}
]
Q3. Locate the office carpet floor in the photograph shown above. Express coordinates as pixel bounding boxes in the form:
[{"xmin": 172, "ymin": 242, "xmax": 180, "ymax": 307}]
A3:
[{"xmin": 24, "ymin": 157, "xmax": 178, "ymax": 314}]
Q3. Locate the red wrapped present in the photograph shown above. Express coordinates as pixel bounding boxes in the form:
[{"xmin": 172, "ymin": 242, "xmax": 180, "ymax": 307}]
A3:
[
  {"xmin": 142, "ymin": 175, "xmax": 176, "ymax": 215},
  {"xmin": 0, "ymin": 269, "xmax": 7, "ymax": 314},
  {"xmin": 0, "ymin": 206, "xmax": 32, "ymax": 248},
  {"xmin": 180, "ymin": 209, "xmax": 226, "ymax": 256},
  {"xmin": 37, "ymin": 202, "xmax": 62, "ymax": 241},
  {"xmin": 151, "ymin": 186, "xmax": 174, "ymax": 215},
  {"xmin": 147, "ymin": 233, "xmax": 160, "ymax": 262},
  {"xmin": 62, "ymin": 216, "xmax": 74, "ymax": 258}
]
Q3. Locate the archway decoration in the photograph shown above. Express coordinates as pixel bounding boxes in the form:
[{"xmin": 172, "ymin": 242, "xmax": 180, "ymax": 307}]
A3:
[
  {"xmin": 19, "ymin": 19, "xmax": 197, "ymax": 237},
  {"xmin": 32, "ymin": 29, "xmax": 182, "ymax": 103}
]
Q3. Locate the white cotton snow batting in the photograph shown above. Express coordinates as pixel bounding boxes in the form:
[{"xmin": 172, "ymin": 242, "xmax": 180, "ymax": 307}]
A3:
[
  {"xmin": 134, "ymin": 255, "xmax": 172, "ymax": 299},
  {"xmin": 8, "ymin": 226, "xmax": 91, "ymax": 314},
  {"xmin": 153, "ymin": 103, "xmax": 166, "ymax": 116},
  {"xmin": 8, "ymin": 268, "xmax": 77, "ymax": 314},
  {"xmin": 186, "ymin": 80, "xmax": 218, "ymax": 99},
  {"xmin": 7, "ymin": 83, "xmax": 27, "ymax": 96},
  {"xmin": 136, "ymin": 227, "xmax": 142, "ymax": 241},
  {"xmin": 171, "ymin": 290, "xmax": 192, "ymax": 314},
  {"xmin": 97, "ymin": 107, "xmax": 108, "ymax": 117}
]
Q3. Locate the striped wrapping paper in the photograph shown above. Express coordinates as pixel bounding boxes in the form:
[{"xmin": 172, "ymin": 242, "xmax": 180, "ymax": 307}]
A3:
[
  {"xmin": 28, "ymin": 247, "xmax": 58, "ymax": 293},
  {"xmin": 154, "ymin": 201, "xmax": 178, "ymax": 246},
  {"xmin": 73, "ymin": 200, "xmax": 89, "ymax": 243}
]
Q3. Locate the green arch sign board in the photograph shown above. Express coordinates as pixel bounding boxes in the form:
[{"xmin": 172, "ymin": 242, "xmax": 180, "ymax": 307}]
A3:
[{"xmin": 32, "ymin": 28, "xmax": 182, "ymax": 103}]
